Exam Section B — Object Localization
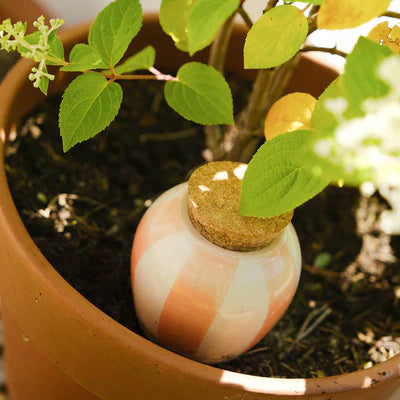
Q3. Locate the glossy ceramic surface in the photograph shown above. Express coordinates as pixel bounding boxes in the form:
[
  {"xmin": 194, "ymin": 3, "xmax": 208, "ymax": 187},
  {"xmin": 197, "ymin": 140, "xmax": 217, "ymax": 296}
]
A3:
[{"xmin": 131, "ymin": 183, "xmax": 302, "ymax": 363}]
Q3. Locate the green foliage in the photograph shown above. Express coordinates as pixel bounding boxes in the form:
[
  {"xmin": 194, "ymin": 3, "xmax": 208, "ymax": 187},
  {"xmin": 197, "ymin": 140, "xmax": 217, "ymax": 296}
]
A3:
[
  {"xmin": 342, "ymin": 38, "xmax": 392, "ymax": 118},
  {"xmin": 311, "ymin": 78, "xmax": 343, "ymax": 134},
  {"xmin": 60, "ymin": 73, "xmax": 123, "ymax": 151},
  {"xmin": 61, "ymin": 44, "xmax": 107, "ymax": 72},
  {"xmin": 114, "ymin": 46, "xmax": 155, "ymax": 74},
  {"xmin": 160, "ymin": 0, "xmax": 197, "ymax": 52},
  {"xmin": 2, "ymin": 0, "xmax": 399, "ymax": 231},
  {"xmin": 88, "ymin": 0, "xmax": 142, "ymax": 67},
  {"xmin": 20, "ymin": 30, "xmax": 65, "ymax": 66},
  {"xmin": 160, "ymin": 0, "xmax": 238, "ymax": 54},
  {"xmin": 187, "ymin": 0, "xmax": 239, "ymax": 55},
  {"xmin": 308, "ymin": 38, "xmax": 398, "ymax": 186},
  {"xmin": 38, "ymin": 65, "xmax": 50, "ymax": 95},
  {"xmin": 1, "ymin": 16, "xmax": 65, "ymax": 93},
  {"xmin": 164, "ymin": 62, "xmax": 233, "ymax": 125},
  {"xmin": 314, "ymin": 252, "xmax": 332, "ymax": 269},
  {"xmin": 244, "ymin": 5, "xmax": 308, "ymax": 69},
  {"xmin": 240, "ymin": 130, "xmax": 329, "ymax": 218}
]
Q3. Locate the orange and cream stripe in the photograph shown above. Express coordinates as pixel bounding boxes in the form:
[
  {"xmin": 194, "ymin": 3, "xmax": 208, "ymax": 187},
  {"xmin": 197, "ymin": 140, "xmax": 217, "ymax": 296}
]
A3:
[{"xmin": 131, "ymin": 183, "xmax": 301, "ymax": 364}]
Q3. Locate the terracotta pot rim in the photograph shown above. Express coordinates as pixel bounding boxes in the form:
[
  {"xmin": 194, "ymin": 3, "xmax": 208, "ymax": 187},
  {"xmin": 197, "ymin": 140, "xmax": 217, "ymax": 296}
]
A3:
[{"xmin": 0, "ymin": 15, "xmax": 399, "ymax": 397}]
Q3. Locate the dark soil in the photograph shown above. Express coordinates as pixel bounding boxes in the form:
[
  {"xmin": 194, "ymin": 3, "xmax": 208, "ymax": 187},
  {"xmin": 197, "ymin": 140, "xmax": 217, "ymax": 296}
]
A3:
[{"xmin": 5, "ymin": 78, "xmax": 400, "ymax": 379}]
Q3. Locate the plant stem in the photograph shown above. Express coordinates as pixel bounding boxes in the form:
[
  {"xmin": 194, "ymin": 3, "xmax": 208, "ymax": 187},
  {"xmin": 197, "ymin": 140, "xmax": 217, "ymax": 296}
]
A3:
[
  {"xmin": 300, "ymin": 3, "xmax": 312, "ymax": 14},
  {"xmin": 207, "ymin": 14, "xmax": 236, "ymax": 74},
  {"xmin": 204, "ymin": 13, "xmax": 236, "ymax": 160},
  {"xmin": 300, "ymin": 45, "xmax": 347, "ymax": 58},
  {"xmin": 102, "ymin": 68, "xmax": 177, "ymax": 82},
  {"xmin": 383, "ymin": 11, "xmax": 400, "ymax": 19},
  {"xmin": 105, "ymin": 74, "xmax": 165, "ymax": 80},
  {"xmin": 238, "ymin": 6, "xmax": 253, "ymax": 28},
  {"xmin": 227, "ymin": 68, "xmax": 276, "ymax": 162},
  {"xmin": 264, "ymin": 0, "xmax": 279, "ymax": 13},
  {"xmin": 228, "ymin": 53, "xmax": 301, "ymax": 162}
]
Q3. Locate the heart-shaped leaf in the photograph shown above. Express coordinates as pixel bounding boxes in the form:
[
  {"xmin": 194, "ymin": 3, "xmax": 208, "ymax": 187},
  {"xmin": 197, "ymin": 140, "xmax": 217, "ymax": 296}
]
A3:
[
  {"xmin": 244, "ymin": 5, "xmax": 308, "ymax": 69},
  {"xmin": 60, "ymin": 72, "xmax": 122, "ymax": 151},
  {"xmin": 164, "ymin": 62, "xmax": 233, "ymax": 125}
]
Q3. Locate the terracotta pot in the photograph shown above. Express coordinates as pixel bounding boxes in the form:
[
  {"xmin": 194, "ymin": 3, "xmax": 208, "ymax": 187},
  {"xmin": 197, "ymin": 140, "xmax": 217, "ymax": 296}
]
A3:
[{"xmin": 0, "ymin": 15, "xmax": 399, "ymax": 400}]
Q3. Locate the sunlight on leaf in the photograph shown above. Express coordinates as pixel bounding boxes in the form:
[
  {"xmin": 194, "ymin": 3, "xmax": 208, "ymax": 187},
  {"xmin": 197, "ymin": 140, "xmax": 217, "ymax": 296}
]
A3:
[
  {"xmin": 367, "ymin": 22, "xmax": 400, "ymax": 55},
  {"xmin": 244, "ymin": 5, "xmax": 308, "ymax": 69},
  {"xmin": 187, "ymin": 0, "xmax": 239, "ymax": 55},
  {"xmin": 240, "ymin": 130, "xmax": 329, "ymax": 218},
  {"xmin": 160, "ymin": 0, "xmax": 197, "ymax": 52},
  {"xmin": 264, "ymin": 92, "xmax": 317, "ymax": 140},
  {"xmin": 317, "ymin": 0, "xmax": 390, "ymax": 30}
]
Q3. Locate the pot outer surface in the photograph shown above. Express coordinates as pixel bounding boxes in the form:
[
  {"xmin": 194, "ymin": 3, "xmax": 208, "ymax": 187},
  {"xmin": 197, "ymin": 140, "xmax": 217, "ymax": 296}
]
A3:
[{"xmin": 0, "ymin": 15, "xmax": 399, "ymax": 400}]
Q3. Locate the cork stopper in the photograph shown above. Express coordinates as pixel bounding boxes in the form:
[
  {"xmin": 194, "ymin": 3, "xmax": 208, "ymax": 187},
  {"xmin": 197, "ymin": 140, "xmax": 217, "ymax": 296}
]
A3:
[{"xmin": 188, "ymin": 161, "xmax": 293, "ymax": 252}]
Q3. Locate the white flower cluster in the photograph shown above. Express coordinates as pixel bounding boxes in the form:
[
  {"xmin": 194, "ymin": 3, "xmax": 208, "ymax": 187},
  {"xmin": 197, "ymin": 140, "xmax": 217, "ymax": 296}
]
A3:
[
  {"xmin": 313, "ymin": 55, "xmax": 400, "ymax": 234},
  {"xmin": 0, "ymin": 16, "xmax": 64, "ymax": 88}
]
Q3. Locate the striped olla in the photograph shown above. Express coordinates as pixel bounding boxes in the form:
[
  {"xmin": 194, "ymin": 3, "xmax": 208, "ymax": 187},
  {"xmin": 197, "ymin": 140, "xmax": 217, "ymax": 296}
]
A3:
[{"xmin": 131, "ymin": 182, "xmax": 301, "ymax": 364}]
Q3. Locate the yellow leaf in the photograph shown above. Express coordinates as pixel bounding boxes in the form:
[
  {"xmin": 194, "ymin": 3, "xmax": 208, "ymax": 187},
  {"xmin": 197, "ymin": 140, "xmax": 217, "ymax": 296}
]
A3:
[
  {"xmin": 389, "ymin": 25, "xmax": 400, "ymax": 42},
  {"xmin": 264, "ymin": 92, "xmax": 317, "ymax": 140},
  {"xmin": 367, "ymin": 22, "xmax": 400, "ymax": 55},
  {"xmin": 317, "ymin": 0, "xmax": 390, "ymax": 30}
]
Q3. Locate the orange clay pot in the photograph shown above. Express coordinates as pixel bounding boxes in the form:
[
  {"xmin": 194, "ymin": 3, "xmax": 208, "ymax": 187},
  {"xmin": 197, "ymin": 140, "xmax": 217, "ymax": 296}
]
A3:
[{"xmin": 0, "ymin": 15, "xmax": 399, "ymax": 400}]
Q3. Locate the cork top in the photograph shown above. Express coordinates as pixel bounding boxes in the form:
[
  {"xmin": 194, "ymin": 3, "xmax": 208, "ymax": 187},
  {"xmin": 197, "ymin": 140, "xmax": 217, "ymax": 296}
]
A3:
[{"xmin": 188, "ymin": 161, "xmax": 293, "ymax": 252}]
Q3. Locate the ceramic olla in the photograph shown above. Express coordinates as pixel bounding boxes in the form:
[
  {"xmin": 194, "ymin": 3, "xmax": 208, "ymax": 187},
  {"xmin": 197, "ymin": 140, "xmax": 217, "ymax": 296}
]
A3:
[{"xmin": 131, "ymin": 162, "xmax": 301, "ymax": 364}]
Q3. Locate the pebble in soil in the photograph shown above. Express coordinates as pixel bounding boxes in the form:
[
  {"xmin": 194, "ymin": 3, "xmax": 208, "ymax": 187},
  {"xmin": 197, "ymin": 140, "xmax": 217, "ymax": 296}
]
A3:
[{"xmin": 5, "ymin": 78, "xmax": 400, "ymax": 379}]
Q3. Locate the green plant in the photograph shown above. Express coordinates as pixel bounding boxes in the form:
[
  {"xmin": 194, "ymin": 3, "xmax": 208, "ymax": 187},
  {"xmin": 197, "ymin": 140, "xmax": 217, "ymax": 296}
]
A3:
[{"xmin": 1, "ymin": 0, "xmax": 399, "ymax": 233}]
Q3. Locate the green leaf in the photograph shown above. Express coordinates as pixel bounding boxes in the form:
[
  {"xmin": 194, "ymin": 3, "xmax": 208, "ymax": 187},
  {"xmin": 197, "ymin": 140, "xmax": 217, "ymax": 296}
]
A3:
[
  {"xmin": 312, "ymin": 39, "xmax": 392, "ymax": 134},
  {"xmin": 59, "ymin": 72, "xmax": 123, "ymax": 152},
  {"xmin": 38, "ymin": 65, "xmax": 49, "ymax": 95},
  {"xmin": 314, "ymin": 252, "xmax": 332, "ymax": 269},
  {"xmin": 61, "ymin": 44, "xmax": 107, "ymax": 72},
  {"xmin": 307, "ymin": 38, "xmax": 400, "ymax": 187},
  {"xmin": 240, "ymin": 130, "xmax": 329, "ymax": 218},
  {"xmin": 244, "ymin": 5, "xmax": 308, "ymax": 69},
  {"xmin": 46, "ymin": 31, "xmax": 65, "ymax": 65},
  {"xmin": 160, "ymin": 0, "xmax": 197, "ymax": 52},
  {"xmin": 114, "ymin": 46, "xmax": 155, "ymax": 74},
  {"xmin": 187, "ymin": 0, "xmax": 239, "ymax": 56},
  {"xmin": 311, "ymin": 77, "xmax": 343, "ymax": 134},
  {"xmin": 88, "ymin": 0, "xmax": 142, "ymax": 67},
  {"xmin": 342, "ymin": 37, "xmax": 392, "ymax": 117},
  {"xmin": 164, "ymin": 62, "xmax": 233, "ymax": 125}
]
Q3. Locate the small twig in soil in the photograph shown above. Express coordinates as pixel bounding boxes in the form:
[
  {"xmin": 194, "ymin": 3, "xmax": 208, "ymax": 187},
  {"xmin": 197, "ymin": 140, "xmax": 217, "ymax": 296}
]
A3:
[
  {"xmin": 139, "ymin": 128, "xmax": 199, "ymax": 143},
  {"xmin": 334, "ymin": 356, "xmax": 350, "ymax": 365},
  {"xmin": 304, "ymin": 264, "xmax": 342, "ymax": 279},
  {"xmin": 288, "ymin": 304, "xmax": 332, "ymax": 353},
  {"xmin": 319, "ymin": 327, "xmax": 349, "ymax": 343},
  {"xmin": 243, "ymin": 346, "xmax": 270, "ymax": 356},
  {"xmin": 281, "ymin": 363, "xmax": 296, "ymax": 374}
]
